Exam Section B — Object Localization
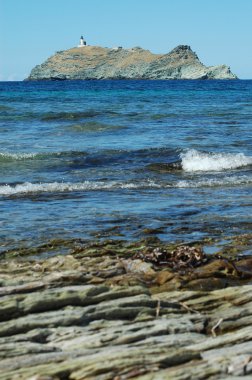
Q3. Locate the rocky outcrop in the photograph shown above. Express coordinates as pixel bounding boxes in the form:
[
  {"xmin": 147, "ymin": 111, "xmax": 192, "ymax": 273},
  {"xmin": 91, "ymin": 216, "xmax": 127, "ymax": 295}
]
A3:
[
  {"xmin": 27, "ymin": 45, "xmax": 237, "ymax": 80},
  {"xmin": 1, "ymin": 236, "xmax": 252, "ymax": 379}
]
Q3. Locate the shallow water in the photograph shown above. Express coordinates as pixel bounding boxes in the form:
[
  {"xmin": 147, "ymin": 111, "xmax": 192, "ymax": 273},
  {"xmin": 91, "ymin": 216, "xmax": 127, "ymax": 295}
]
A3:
[{"xmin": 0, "ymin": 80, "xmax": 251, "ymax": 249}]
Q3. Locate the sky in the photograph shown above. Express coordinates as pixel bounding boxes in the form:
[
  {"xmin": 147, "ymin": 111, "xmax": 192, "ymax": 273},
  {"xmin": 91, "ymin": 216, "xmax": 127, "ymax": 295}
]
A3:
[{"xmin": 0, "ymin": 0, "xmax": 252, "ymax": 80}]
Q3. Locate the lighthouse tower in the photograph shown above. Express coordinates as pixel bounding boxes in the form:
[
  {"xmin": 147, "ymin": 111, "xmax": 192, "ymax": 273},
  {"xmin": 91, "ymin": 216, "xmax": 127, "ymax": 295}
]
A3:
[{"xmin": 78, "ymin": 36, "xmax": 87, "ymax": 47}]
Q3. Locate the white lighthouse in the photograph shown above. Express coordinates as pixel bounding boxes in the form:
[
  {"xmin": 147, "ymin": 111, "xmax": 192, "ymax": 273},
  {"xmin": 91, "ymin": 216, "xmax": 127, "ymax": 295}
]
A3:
[{"xmin": 78, "ymin": 36, "xmax": 87, "ymax": 47}]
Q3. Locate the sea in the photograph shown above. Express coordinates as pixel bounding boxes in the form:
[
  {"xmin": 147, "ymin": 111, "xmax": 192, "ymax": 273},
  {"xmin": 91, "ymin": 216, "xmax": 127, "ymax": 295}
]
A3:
[{"xmin": 0, "ymin": 80, "xmax": 251, "ymax": 251}]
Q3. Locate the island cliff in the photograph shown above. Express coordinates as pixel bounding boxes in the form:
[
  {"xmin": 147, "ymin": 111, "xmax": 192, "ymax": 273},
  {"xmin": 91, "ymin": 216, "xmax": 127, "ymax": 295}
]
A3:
[{"xmin": 27, "ymin": 45, "xmax": 237, "ymax": 80}]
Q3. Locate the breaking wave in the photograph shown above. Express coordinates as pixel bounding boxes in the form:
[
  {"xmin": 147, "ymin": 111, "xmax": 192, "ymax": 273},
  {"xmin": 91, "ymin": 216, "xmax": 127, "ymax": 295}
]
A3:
[
  {"xmin": 0, "ymin": 180, "xmax": 162, "ymax": 195},
  {"xmin": 1, "ymin": 176, "xmax": 251, "ymax": 196},
  {"xmin": 180, "ymin": 149, "xmax": 252, "ymax": 172}
]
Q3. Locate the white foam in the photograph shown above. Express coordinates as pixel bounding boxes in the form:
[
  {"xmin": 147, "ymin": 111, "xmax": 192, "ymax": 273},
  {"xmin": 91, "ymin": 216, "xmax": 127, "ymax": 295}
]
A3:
[
  {"xmin": 0, "ymin": 180, "xmax": 162, "ymax": 196},
  {"xmin": 1, "ymin": 175, "xmax": 251, "ymax": 196},
  {"xmin": 180, "ymin": 149, "xmax": 252, "ymax": 172},
  {"xmin": 0, "ymin": 151, "xmax": 76, "ymax": 161},
  {"xmin": 177, "ymin": 175, "xmax": 252, "ymax": 188},
  {"xmin": 0, "ymin": 152, "xmax": 38, "ymax": 161}
]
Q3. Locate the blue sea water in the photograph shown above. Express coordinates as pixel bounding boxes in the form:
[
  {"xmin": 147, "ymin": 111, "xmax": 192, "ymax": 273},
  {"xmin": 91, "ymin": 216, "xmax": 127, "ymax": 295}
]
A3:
[{"xmin": 0, "ymin": 80, "xmax": 251, "ymax": 249}]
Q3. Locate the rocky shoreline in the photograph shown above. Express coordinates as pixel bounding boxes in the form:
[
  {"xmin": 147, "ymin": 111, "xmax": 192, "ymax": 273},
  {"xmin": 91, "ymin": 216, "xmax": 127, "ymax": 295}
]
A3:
[
  {"xmin": 1, "ymin": 235, "xmax": 252, "ymax": 379},
  {"xmin": 27, "ymin": 45, "xmax": 237, "ymax": 80}
]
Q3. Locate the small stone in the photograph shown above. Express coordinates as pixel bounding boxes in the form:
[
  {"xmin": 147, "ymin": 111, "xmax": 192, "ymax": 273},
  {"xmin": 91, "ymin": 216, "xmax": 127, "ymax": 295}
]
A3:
[
  {"xmin": 122, "ymin": 259, "xmax": 156, "ymax": 277},
  {"xmin": 156, "ymin": 270, "xmax": 174, "ymax": 285}
]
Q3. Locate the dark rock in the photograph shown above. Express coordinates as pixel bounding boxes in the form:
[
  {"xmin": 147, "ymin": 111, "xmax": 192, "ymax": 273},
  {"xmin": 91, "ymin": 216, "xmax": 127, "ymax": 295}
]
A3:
[{"xmin": 146, "ymin": 162, "xmax": 182, "ymax": 173}]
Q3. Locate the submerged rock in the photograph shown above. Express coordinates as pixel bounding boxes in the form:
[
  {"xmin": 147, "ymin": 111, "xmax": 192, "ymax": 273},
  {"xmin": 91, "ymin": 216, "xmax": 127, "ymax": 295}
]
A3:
[
  {"xmin": 26, "ymin": 45, "xmax": 237, "ymax": 80},
  {"xmin": 146, "ymin": 161, "xmax": 183, "ymax": 173}
]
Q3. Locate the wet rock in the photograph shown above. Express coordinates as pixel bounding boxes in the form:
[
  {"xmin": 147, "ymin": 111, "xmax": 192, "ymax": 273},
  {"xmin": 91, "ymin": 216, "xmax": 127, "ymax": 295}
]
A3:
[
  {"xmin": 146, "ymin": 162, "xmax": 182, "ymax": 173},
  {"xmin": 142, "ymin": 227, "xmax": 165, "ymax": 235}
]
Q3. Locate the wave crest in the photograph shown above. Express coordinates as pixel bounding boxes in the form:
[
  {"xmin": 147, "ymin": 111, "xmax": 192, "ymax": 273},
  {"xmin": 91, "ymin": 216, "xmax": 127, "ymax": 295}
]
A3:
[
  {"xmin": 1, "ymin": 176, "xmax": 251, "ymax": 196},
  {"xmin": 180, "ymin": 149, "xmax": 252, "ymax": 172},
  {"xmin": 0, "ymin": 181, "xmax": 162, "ymax": 195}
]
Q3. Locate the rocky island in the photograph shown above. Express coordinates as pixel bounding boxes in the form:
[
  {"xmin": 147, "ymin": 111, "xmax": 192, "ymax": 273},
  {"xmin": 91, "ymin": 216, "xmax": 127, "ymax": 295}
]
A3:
[{"xmin": 27, "ymin": 44, "xmax": 237, "ymax": 80}]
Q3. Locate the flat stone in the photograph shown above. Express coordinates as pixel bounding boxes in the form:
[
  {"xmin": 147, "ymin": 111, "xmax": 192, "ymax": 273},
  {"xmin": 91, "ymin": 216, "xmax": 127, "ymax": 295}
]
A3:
[{"xmin": 0, "ymin": 242, "xmax": 252, "ymax": 379}]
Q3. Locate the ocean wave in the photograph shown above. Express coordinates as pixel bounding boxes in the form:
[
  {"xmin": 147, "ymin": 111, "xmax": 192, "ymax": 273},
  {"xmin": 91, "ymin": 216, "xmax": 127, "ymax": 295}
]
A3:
[
  {"xmin": 0, "ymin": 147, "xmax": 175, "ymax": 164},
  {"xmin": 0, "ymin": 181, "xmax": 162, "ymax": 195},
  {"xmin": 177, "ymin": 175, "xmax": 252, "ymax": 188},
  {"xmin": 180, "ymin": 149, "xmax": 252, "ymax": 172},
  {"xmin": 0, "ymin": 152, "xmax": 43, "ymax": 161},
  {"xmin": 1, "ymin": 176, "xmax": 251, "ymax": 196},
  {"xmin": 0, "ymin": 151, "xmax": 88, "ymax": 162}
]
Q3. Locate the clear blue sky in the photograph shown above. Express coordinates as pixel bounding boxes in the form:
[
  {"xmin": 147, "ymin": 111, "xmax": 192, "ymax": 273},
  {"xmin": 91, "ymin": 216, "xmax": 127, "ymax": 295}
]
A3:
[{"xmin": 0, "ymin": 0, "xmax": 252, "ymax": 80}]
